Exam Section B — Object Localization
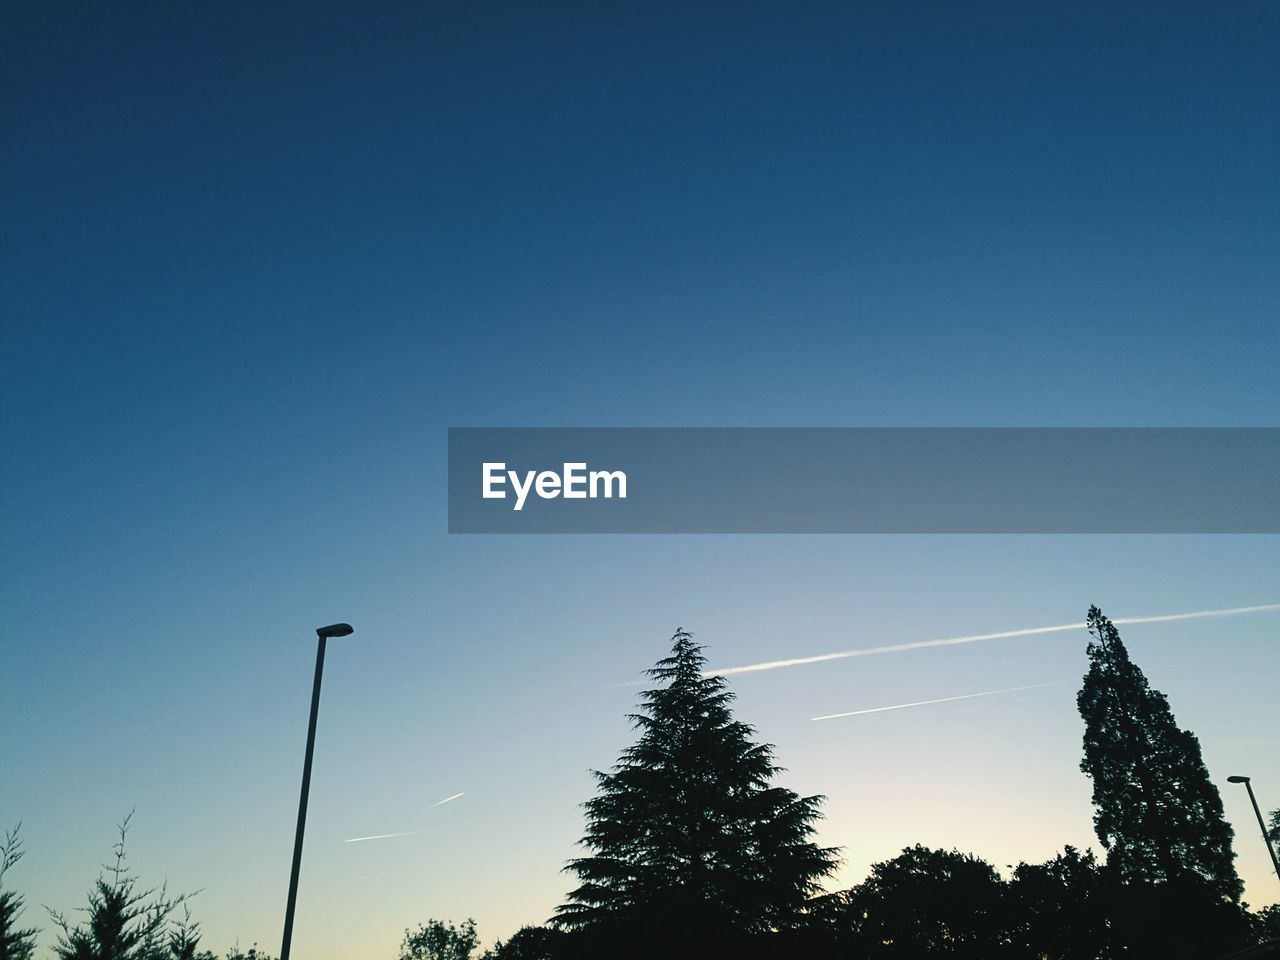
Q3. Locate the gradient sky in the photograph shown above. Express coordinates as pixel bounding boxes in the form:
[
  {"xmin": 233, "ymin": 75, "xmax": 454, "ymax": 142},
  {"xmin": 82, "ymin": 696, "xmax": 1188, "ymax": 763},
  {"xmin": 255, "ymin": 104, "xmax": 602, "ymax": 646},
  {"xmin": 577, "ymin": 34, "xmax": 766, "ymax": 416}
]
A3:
[{"xmin": 3, "ymin": 3, "xmax": 1278, "ymax": 957}]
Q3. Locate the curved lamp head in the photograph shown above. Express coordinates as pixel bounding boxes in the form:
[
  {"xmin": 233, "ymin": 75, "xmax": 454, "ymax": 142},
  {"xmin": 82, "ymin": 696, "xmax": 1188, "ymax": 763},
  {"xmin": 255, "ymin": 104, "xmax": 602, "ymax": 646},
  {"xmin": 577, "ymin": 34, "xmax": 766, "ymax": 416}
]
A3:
[
  {"xmin": 316, "ymin": 623, "xmax": 355, "ymax": 639},
  {"xmin": 1227, "ymin": 775, "xmax": 1250, "ymax": 784}
]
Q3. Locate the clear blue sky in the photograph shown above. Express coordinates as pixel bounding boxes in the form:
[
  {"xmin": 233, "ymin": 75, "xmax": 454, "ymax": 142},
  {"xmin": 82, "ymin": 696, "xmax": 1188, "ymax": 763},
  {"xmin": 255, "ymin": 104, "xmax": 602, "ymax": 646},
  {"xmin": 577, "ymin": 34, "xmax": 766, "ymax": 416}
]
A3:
[{"xmin": 2, "ymin": 3, "xmax": 1278, "ymax": 956}]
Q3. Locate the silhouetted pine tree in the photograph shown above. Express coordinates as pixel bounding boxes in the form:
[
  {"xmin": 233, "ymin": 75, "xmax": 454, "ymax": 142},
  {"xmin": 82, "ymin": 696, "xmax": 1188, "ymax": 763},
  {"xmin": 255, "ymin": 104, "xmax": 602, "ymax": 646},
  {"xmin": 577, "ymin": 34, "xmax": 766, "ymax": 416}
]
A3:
[
  {"xmin": 1077, "ymin": 605, "xmax": 1242, "ymax": 900},
  {"xmin": 0, "ymin": 825, "xmax": 39, "ymax": 960},
  {"xmin": 46, "ymin": 812, "xmax": 194, "ymax": 960},
  {"xmin": 555, "ymin": 629, "xmax": 838, "ymax": 940},
  {"xmin": 166, "ymin": 909, "xmax": 203, "ymax": 960}
]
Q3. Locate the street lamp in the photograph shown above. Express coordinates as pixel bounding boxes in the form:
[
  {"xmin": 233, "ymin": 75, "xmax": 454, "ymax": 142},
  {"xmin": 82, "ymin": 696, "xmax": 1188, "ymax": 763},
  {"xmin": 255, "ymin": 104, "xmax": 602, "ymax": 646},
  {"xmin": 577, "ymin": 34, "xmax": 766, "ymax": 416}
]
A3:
[
  {"xmin": 1227, "ymin": 775, "xmax": 1280, "ymax": 886},
  {"xmin": 280, "ymin": 623, "xmax": 355, "ymax": 960}
]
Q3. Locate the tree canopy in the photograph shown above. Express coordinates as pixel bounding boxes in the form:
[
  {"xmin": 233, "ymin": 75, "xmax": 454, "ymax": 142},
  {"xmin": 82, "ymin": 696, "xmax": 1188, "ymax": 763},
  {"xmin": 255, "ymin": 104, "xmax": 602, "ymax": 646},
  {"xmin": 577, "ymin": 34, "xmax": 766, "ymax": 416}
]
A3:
[
  {"xmin": 399, "ymin": 919, "xmax": 479, "ymax": 960},
  {"xmin": 839, "ymin": 845, "xmax": 1009, "ymax": 959}
]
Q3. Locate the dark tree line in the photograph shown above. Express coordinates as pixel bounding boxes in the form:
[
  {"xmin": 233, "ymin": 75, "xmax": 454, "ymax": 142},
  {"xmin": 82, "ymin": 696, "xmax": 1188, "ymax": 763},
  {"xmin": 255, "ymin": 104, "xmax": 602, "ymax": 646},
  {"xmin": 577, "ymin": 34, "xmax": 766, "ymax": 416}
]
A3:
[
  {"xmin": 5, "ymin": 609, "xmax": 1276, "ymax": 960},
  {"xmin": 519, "ymin": 614, "xmax": 1271, "ymax": 959}
]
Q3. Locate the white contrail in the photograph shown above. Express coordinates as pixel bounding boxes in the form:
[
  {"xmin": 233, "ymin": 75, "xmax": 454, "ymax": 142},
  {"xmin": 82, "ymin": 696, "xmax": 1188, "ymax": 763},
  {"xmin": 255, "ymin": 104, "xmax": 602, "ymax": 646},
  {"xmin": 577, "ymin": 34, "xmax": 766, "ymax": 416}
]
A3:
[
  {"xmin": 811, "ymin": 680, "xmax": 1068, "ymax": 721},
  {"xmin": 709, "ymin": 603, "xmax": 1280, "ymax": 678},
  {"xmin": 345, "ymin": 830, "xmax": 422, "ymax": 843},
  {"xmin": 344, "ymin": 792, "xmax": 466, "ymax": 843}
]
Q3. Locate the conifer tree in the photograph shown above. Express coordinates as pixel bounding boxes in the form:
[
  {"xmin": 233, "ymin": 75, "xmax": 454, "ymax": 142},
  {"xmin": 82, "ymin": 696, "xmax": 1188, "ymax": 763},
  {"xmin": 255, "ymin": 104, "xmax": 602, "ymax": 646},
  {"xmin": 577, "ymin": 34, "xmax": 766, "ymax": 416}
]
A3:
[
  {"xmin": 555, "ymin": 629, "xmax": 838, "ymax": 938},
  {"xmin": 1077, "ymin": 605, "xmax": 1241, "ymax": 900},
  {"xmin": 0, "ymin": 824, "xmax": 39, "ymax": 960},
  {"xmin": 46, "ymin": 812, "xmax": 194, "ymax": 960}
]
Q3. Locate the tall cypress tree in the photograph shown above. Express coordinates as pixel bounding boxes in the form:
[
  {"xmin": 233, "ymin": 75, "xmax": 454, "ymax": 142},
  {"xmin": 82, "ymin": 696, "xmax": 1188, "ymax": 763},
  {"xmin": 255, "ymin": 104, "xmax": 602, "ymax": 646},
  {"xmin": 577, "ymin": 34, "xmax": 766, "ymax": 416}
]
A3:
[
  {"xmin": 555, "ymin": 629, "xmax": 838, "ymax": 939},
  {"xmin": 1077, "ymin": 606, "xmax": 1241, "ymax": 901}
]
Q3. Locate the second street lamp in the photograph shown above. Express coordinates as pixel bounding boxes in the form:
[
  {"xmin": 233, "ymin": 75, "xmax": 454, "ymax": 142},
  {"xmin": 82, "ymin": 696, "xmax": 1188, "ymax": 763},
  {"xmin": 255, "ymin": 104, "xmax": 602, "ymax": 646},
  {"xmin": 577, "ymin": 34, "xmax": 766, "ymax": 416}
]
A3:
[
  {"xmin": 1227, "ymin": 775, "xmax": 1280, "ymax": 887},
  {"xmin": 280, "ymin": 622, "xmax": 355, "ymax": 960}
]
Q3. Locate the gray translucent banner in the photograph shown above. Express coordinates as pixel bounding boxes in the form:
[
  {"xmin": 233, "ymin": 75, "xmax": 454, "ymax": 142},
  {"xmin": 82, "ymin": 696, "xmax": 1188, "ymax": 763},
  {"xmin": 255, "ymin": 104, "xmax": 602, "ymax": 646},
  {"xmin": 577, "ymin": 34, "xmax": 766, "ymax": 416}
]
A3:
[{"xmin": 447, "ymin": 428, "xmax": 1279, "ymax": 533}]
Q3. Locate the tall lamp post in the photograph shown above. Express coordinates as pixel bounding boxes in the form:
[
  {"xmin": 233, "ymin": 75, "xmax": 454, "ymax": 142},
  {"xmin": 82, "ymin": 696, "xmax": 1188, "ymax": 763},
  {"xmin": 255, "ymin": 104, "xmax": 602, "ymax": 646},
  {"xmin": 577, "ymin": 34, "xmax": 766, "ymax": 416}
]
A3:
[
  {"xmin": 281, "ymin": 623, "xmax": 354, "ymax": 960},
  {"xmin": 1227, "ymin": 775, "xmax": 1280, "ymax": 886}
]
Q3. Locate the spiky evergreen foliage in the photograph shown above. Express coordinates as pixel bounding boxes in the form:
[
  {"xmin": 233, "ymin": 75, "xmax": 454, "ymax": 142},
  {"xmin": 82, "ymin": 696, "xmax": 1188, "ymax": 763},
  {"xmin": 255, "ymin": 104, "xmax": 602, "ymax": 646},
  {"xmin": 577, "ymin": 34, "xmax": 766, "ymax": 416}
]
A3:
[
  {"xmin": 1077, "ymin": 605, "xmax": 1242, "ymax": 900},
  {"xmin": 0, "ymin": 824, "xmax": 38, "ymax": 960},
  {"xmin": 166, "ymin": 909, "xmax": 203, "ymax": 960},
  {"xmin": 47, "ymin": 812, "xmax": 194, "ymax": 960},
  {"xmin": 555, "ymin": 629, "xmax": 838, "ymax": 938}
]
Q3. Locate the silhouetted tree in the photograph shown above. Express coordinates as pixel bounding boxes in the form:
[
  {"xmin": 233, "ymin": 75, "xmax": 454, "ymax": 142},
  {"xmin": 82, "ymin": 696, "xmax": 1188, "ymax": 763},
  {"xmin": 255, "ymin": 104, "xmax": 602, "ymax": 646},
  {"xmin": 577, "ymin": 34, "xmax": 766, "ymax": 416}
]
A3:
[
  {"xmin": 1077, "ymin": 605, "xmax": 1242, "ymax": 901},
  {"xmin": 1254, "ymin": 809, "xmax": 1280, "ymax": 943},
  {"xmin": 0, "ymin": 824, "xmax": 38, "ymax": 960},
  {"xmin": 1007, "ymin": 846, "xmax": 1106, "ymax": 960},
  {"xmin": 838, "ymin": 845, "xmax": 1010, "ymax": 959},
  {"xmin": 399, "ymin": 919, "xmax": 478, "ymax": 960},
  {"xmin": 221, "ymin": 944, "xmax": 272, "ymax": 960},
  {"xmin": 555, "ymin": 630, "xmax": 838, "ymax": 946},
  {"xmin": 1255, "ymin": 903, "xmax": 1280, "ymax": 943},
  {"xmin": 1104, "ymin": 874, "xmax": 1256, "ymax": 957},
  {"xmin": 167, "ymin": 908, "xmax": 204, "ymax": 960},
  {"xmin": 46, "ymin": 812, "xmax": 194, "ymax": 960},
  {"xmin": 481, "ymin": 926, "xmax": 565, "ymax": 960}
]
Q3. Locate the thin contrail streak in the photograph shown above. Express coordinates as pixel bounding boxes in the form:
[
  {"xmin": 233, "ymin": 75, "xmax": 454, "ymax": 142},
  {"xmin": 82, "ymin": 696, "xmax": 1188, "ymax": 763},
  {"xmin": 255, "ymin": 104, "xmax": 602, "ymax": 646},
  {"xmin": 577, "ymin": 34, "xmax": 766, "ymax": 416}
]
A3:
[
  {"xmin": 344, "ymin": 792, "xmax": 466, "ymax": 843},
  {"xmin": 709, "ymin": 603, "xmax": 1280, "ymax": 678},
  {"xmin": 810, "ymin": 680, "xmax": 1068, "ymax": 721},
  {"xmin": 345, "ymin": 830, "xmax": 421, "ymax": 843}
]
